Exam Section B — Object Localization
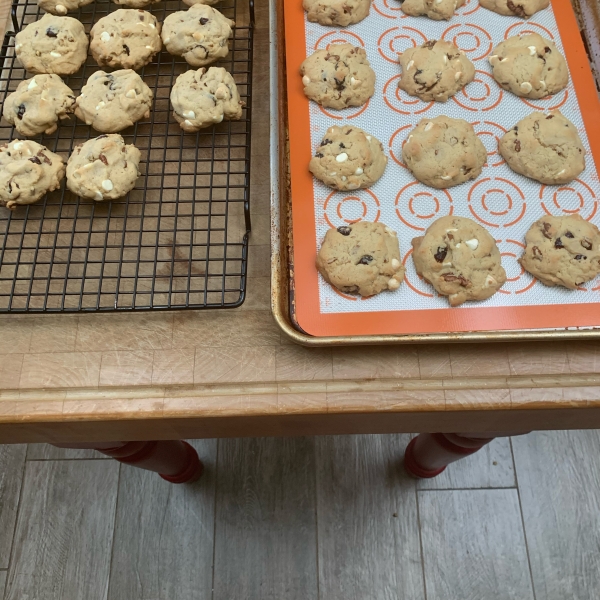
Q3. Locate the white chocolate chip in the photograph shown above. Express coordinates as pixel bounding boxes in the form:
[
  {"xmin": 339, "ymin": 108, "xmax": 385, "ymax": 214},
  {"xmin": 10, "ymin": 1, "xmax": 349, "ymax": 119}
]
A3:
[
  {"xmin": 95, "ymin": 101, "xmax": 105, "ymax": 110},
  {"xmin": 145, "ymin": 45, "xmax": 153, "ymax": 50},
  {"xmin": 13, "ymin": 142, "xmax": 23, "ymax": 150},
  {"xmin": 341, "ymin": 176, "xmax": 347, "ymax": 181},
  {"xmin": 347, "ymin": 183, "xmax": 359, "ymax": 190},
  {"xmin": 27, "ymin": 78, "xmax": 38, "ymax": 90},
  {"xmin": 488, "ymin": 54, "xmax": 498, "ymax": 66},
  {"xmin": 455, "ymin": 243, "xmax": 462, "ymax": 248},
  {"xmin": 216, "ymin": 114, "xmax": 224, "ymax": 123},
  {"xmin": 556, "ymin": 169, "xmax": 566, "ymax": 176},
  {"xmin": 440, "ymin": 175, "xmax": 452, "ymax": 180},
  {"xmin": 193, "ymin": 32, "xmax": 203, "ymax": 41},
  {"xmin": 366, "ymin": 135, "xmax": 371, "ymax": 141},
  {"xmin": 435, "ymin": 0, "xmax": 443, "ymax": 4},
  {"xmin": 94, "ymin": 190, "xmax": 103, "ymax": 201},
  {"xmin": 50, "ymin": 51, "xmax": 61, "ymax": 58},
  {"xmin": 385, "ymin": 226, "xmax": 397, "ymax": 236},
  {"xmin": 443, "ymin": 56, "xmax": 448, "ymax": 64},
  {"xmin": 446, "ymin": 228, "xmax": 458, "ymax": 232},
  {"xmin": 408, "ymin": 135, "xmax": 413, "ymax": 141},
  {"xmin": 455, "ymin": 71, "xmax": 462, "ymax": 81},
  {"xmin": 391, "ymin": 258, "xmax": 401, "ymax": 270},
  {"xmin": 485, "ymin": 274, "xmax": 497, "ymax": 287},
  {"xmin": 55, "ymin": 3, "xmax": 67, "ymax": 14},
  {"xmin": 443, "ymin": 261, "xmax": 453, "ymax": 267},
  {"xmin": 424, "ymin": 122, "xmax": 433, "ymax": 131},
  {"xmin": 83, "ymin": 162, "xmax": 94, "ymax": 170},
  {"xmin": 354, "ymin": 167, "xmax": 363, "ymax": 175},
  {"xmin": 388, "ymin": 278, "xmax": 401, "ymax": 290},
  {"xmin": 336, "ymin": 152, "xmax": 348, "ymax": 163},
  {"xmin": 520, "ymin": 82, "xmax": 533, "ymax": 93},
  {"xmin": 528, "ymin": 46, "xmax": 536, "ymax": 56},
  {"xmin": 100, "ymin": 31, "xmax": 111, "ymax": 42},
  {"xmin": 184, "ymin": 119, "xmax": 193, "ymax": 126},
  {"xmin": 540, "ymin": 80, "xmax": 546, "ymax": 89},
  {"xmin": 329, "ymin": 172, "xmax": 337, "ymax": 176},
  {"xmin": 350, "ymin": 77, "xmax": 360, "ymax": 87},
  {"xmin": 183, "ymin": 110, "xmax": 196, "ymax": 119},
  {"xmin": 164, "ymin": 37, "xmax": 171, "ymax": 43},
  {"xmin": 149, "ymin": 23, "xmax": 155, "ymax": 28},
  {"xmin": 407, "ymin": 60, "xmax": 414, "ymax": 70},
  {"xmin": 465, "ymin": 238, "xmax": 479, "ymax": 250},
  {"xmin": 101, "ymin": 179, "xmax": 113, "ymax": 191},
  {"xmin": 500, "ymin": 57, "xmax": 508, "ymax": 62},
  {"xmin": 302, "ymin": 75, "xmax": 310, "ymax": 86},
  {"xmin": 125, "ymin": 89, "xmax": 136, "ymax": 99}
]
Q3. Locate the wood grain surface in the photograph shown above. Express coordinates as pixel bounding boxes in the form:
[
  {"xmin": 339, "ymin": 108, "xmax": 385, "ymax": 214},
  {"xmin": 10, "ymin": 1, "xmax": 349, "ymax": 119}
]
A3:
[
  {"xmin": 0, "ymin": 444, "xmax": 25, "ymax": 569},
  {"xmin": 0, "ymin": 0, "xmax": 599, "ymax": 442}
]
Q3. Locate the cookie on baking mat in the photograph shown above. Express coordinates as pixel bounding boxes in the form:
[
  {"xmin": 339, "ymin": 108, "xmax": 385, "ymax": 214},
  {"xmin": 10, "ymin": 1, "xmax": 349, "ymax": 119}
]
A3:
[
  {"xmin": 0, "ymin": 140, "xmax": 65, "ymax": 210},
  {"xmin": 90, "ymin": 10, "xmax": 162, "ymax": 71},
  {"xmin": 480, "ymin": 0, "xmax": 548, "ymax": 18},
  {"xmin": 303, "ymin": 0, "xmax": 370, "ymax": 26},
  {"xmin": 402, "ymin": 116, "xmax": 486, "ymax": 189},
  {"xmin": 161, "ymin": 4, "xmax": 234, "ymax": 67},
  {"xmin": 519, "ymin": 215, "xmax": 600, "ymax": 289},
  {"xmin": 489, "ymin": 34, "xmax": 568, "ymax": 100},
  {"xmin": 75, "ymin": 70, "xmax": 153, "ymax": 133},
  {"xmin": 171, "ymin": 67, "xmax": 244, "ymax": 132},
  {"xmin": 38, "ymin": 0, "xmax": 93, "ymax": 15},
  {"xmin": 398, "ymin": 39, "xmax": 475, "ymax": 103},
  {"xmin": 401, "ymin": 0, "xmax": 465, "ymax": 21},
  {"xmin": 300, "ymin": 44, "xmax": 375, "ymax": 109},
  {"xmin": 499, "ymin": 110, "xmax": 585, "ymax": 185},
  {"xmin": 67, "ymin": 134, "xmax": 141, "ymax": 201},
  {"xmin": 15, "ymin": 14, "xmax": 88, "ymax": 75},
  {"xmin": 309, "ymin": 126, "xmax": 387, "ymax": 191},
  {"xmin": 2, "ymin": 74, "xmax": 76, "ymax": 137},
  {"xmin": 316, "ymin": 222, "xmax": 405, "ymax": 297},
  {"xmin": 412, "ymin": 216, "xmax": 507, "ymax": 306}
]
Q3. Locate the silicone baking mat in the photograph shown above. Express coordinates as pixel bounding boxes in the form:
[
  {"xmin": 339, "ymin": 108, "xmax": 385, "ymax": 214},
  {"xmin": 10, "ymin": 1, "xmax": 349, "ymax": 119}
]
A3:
[{"xmin": 284, "ymin": 0, "xmax": 600, "ymax": 337}]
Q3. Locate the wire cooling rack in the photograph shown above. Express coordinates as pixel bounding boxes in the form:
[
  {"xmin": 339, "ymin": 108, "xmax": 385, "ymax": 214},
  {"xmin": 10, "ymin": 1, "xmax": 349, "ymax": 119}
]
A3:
[{"xmin": 0, "ymin": 0, "xmax": 253, "ymax": 312}]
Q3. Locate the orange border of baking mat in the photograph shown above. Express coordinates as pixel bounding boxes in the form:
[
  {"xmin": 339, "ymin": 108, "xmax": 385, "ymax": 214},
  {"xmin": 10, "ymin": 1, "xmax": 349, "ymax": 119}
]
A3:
[{"xmin": 284, "ymin": 0, "xmax": 600, "ymax": 337}]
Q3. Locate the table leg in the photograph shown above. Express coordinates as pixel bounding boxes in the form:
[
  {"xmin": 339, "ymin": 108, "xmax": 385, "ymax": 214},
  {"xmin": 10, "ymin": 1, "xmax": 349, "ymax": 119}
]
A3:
[
  {"xmin": 403, "ymin": 432, "xmax": 527, "ymax": 479},
  {"xmin": 51, "ymin": 440, "xmax": 204, "ymax": 484}
]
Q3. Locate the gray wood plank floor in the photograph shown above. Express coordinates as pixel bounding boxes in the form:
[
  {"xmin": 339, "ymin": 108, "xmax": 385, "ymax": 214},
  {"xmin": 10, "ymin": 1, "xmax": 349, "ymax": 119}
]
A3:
[{"xmin": 1, "ymin": 431, "xmax": 600, "ymax": 599}]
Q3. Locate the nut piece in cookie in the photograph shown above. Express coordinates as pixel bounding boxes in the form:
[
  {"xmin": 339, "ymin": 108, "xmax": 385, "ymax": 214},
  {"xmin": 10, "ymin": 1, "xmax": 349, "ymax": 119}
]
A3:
[
  {"xmin": 38, "ymin": 0, "xmax": 94, "ymax": 15},
  {"xmin": 67, "ymin": 134, "xmax": 141, "ymax": 201},
  {"xmin": 316, "ymin": 221, "xmax": 405, "ymax": 297},
  {"xmin": 519, "ymin": 215, "xmax": 600, "ymax": 289},
  {"xmin": 161, "ymin": 5, "xmax": 234, "ymax": 67},
  {"xmin": 3, "ymin": 74, "xmax": 76, "ymax": 137},
  {"xmin": 402, "ymin": 116, "xmax": 487, "ymax": 189},
  {"xmin": 399, "ymin": 39, "xmax": 475, "ymax": 103},
  {"xmin": 300, "ymin": 44, "xmax": 375, "ymax": 110},
  {"xmin": 90, "ymin": 10, "xmax": 162, "ymax": 71},
  {"xmin": 303, "ymin": 0, "xmax": 370, "ymax": 27},
  {"xmin": 0, "ymin": 140, "xmax": 65, "ymax": 210},
  {"xmin": 309, "ymin": 126, "xmax": 387, "ymax": 191},
  {"xmin": 401, "ymin": 0, "xmax": 466, "ymax": 21},
  {"xmin": 15, "ymin": 14, "xmax": 88, "ymax": 75},
  {"xmin": 499, "ymin": 110, "xmax": 585, "ymax": 185},
  {"xmin": 489, "ymin": 34, "xmax": 568, "ymax": 100},
  {"xmin": 75, "ymin": 70, "xmax": 153, "ymax": 133},
  {"xmin": 171, "ymin": 67, "xmax": 244, "ymax": 132},
  {"xmin": 412, "ymin": 216, "xmax": 507, "ymax": 306},
  {"xmin": 479, "ymin": 0, "xmax": 548, "ymax": 18}
]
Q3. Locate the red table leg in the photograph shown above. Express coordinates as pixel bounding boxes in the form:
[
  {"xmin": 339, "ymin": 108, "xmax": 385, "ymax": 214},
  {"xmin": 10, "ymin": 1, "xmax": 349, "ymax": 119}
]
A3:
[{"xmin": 52, "ymin": 440, "xmax": 204, "ymax": 484}]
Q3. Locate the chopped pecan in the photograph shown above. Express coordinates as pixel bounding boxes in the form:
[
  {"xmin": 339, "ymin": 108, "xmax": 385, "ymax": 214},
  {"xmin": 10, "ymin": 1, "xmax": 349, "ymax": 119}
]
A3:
[
  {"xmin": 28, "ymin": 156, "xmax": 41, "ymax": 165},
  {"xmin": 337, "ymin": 226, "xmax": 352, "ymax": 236},
  {"xmin": 542, "ymin": 222, "xmax": 552, "ymax": 239},
  {"xmin": 99, "ymin": 153, "xmax": 108, "ymax": 165},
  {"xmin": 581, "ymin": 238, "xmax": 593, "ymax": 250},
  {"xmin": 506, "ymin": 0, "xmax": 526, "ymax": 17},
  {"xmin": 514, "ymin": 140, "xmax": 521, "ymax": 152},
  {"xmin": 422, "ymin": 40, "xmax": 437, "ymax": 49},
  {"xmin": 532, "ymin": 246, "xmax": 543, "ymax": 260},
  {"xmin": 442, "ymin": 273, "xmax": 470, "ymax": 287}
]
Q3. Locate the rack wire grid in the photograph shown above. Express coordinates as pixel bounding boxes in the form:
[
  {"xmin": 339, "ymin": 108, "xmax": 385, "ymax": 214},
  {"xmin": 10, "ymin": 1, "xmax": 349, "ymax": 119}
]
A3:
[{"xmin": 0, "ymin": 0, "xmax": 253, "ymax": 312}]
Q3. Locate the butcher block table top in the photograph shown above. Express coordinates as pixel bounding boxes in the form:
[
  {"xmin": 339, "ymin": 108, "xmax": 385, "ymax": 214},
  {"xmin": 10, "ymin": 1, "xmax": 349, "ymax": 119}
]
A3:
[{"xmin": 1, "ymin": 0, "xmax": 600, "ymax": 444}]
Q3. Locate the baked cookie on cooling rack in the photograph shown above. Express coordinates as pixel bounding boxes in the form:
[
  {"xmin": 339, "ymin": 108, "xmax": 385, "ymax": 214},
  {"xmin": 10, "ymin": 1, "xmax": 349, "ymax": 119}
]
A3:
[
  {"xmin": 15, "ymin": 14, "xmax": 88, "ymax": 75},
  {"xmin": 300, "ymin": 44, "xmax": 375, "ymax": 109},
  {"xmin": 398, "ymin": 39, "xmax": 475, "ymax": 103},
  {"xmin": 112, "ymin": 0, "xmax": 161, "ymax": 9},
  {"xmin": 401, "ymin": 0, "xmax": 465, "ymax": 21},
  {"xmin": 499, "ymin": 110, "xmax": 585, "ymax": 185},
  {"xmin": 309, "ymin": 126, "xmax": 387, "ymax": 191},
  {"xmin": 75, "ymin": 70, "xmax": 153, "ymax": 133},
  {"xmin": 489, "ymin": 34, "xmax": 568, "ymax": 100},
  {"xmin": 412, "ymin": 216, "xmax": 507, "ymax": 306},
  {"xmin": 38, "ymin": 0, "xmax": 94, "ymax": 15},
  {"xmin": 519, "ymin": 215, "xmax": 600, "ymax": 289},
  {"xmin": 67, "ymin": 134, "xmax": 141, "ymax": 201},
  {"xmin": 3, "ymin": 74, "xmax": 76, "ymax": 137},
  {"xmin": 171, "ymin": 67, "xmax": 244, "ymax": 132},
  {"xmin": 303, "ymin": 0, "xmax": 370, "ymax": 26},
  {"xmin": 402, "ymin": 116, "xmax": 487, "ymax": 189},
  {"xmin": 0, "ymin": 140, "xmax": 65, "ymax": 210},
  {"xmin": 316, "ymin": 221, "xmax": 405, "ymax": 297},
  {"xmin": 90, "ymin": 10, "xmax": 162, "ymax": 71},
  {"xmin": 480, "ymin": 0, "xmax": 548, "ymax": 18},
  {"xmin": 161, "ymin": 4, "xmax": 234, "ymax": 67}
]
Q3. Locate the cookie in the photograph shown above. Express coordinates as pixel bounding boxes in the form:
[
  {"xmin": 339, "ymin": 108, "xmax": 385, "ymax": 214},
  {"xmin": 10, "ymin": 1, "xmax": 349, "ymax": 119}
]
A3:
[
  {"xmin": 401, "ymin": 0, "xmax": 466, "ymax": 21},
  {"xmin": 182, "ymin": 0, "xmax": 219, "ymax": 5},
  {"xmin": 90, "ymin": 10, "xmax": 161, "ymax": 71},
  {"xmin": 0, "ymin": 140, "xmax": 65, "ymax": 209},
  {"xmin": 479, "ymin": 0, "xmax": 548, "ymax": 17},
  {"xmin": 402, "ymin": 116, "xmax": 486, "ymax": 189},
  {"xmin": 499, "ymin": 110, "xmax": 585, "ymax": 185},
  {"xmin": 398, "ymin": 39, "xmax": 475, "ymax": 103},
  {"xmin": 66, "ymin": 134, "xmax": 141, "ymax": 201},
  {"xmin": 309, "ymin": 126, "xmax": 387, "ymax": 191},
  {"xmin": 161, "ymin": 5, "xmax": 234, "ymax": 67},
  {"xmin": 519, "ymin": 215, "xmax": 600, "ymax": 289},
  {"xmin": 38, "ymin": 0, "xmax": 94, "ymax": 16},
  {"xmin": 112, "ymin": 0, "xmax": 161, "ymax": 8},
  {"xmin": 316, "ymin": 221, "xmax": 405, "ymax": 297},
  {"xmin": 300, "ymin": 44, "xmax": 375, "ymax": 109},
  {"xmin": 171, "ymin": 67, "xmax": 244, "ymax": 132},
  {"xmin": 302, "ymin": 0, "xmax": 370, "ymax": 27},
  {"xmin": 15, "ymin": 14, "xmax": 88, "ymax": 75},
  {"xmin": 489, "ymin": 34, "xmax": 568, "ymax": 99},
  {"xmin": 2, "ymin": 74, "xmax": 76, "ymax": 137},
  {"xmin": 412, "ymin": 216, "xmax": 507, "ymax": 306},
  {"xmin": 75, "ymin": 69, "xmax": 153, "ymax": 133}
]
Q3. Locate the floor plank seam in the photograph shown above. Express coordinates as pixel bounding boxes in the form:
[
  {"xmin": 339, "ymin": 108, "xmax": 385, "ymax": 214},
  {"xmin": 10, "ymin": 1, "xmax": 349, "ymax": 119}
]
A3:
[
  {"xmin": 417, "ymin": 486, "xmax": 518, "ymax": 493},
  {"xmin": 105, "ymin": 464, "xmax": 122, "ymax": 600},
  {"xmin": 414, "ymin": 474, "xmax": 429, "ymax": 600},
  {"xmin": 314, "ymin": 439, "xmax": 321, "ymax": 600},
  {"xmin": 210, "ymin": 440, "xmax": 219, "ymax": 600}
]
